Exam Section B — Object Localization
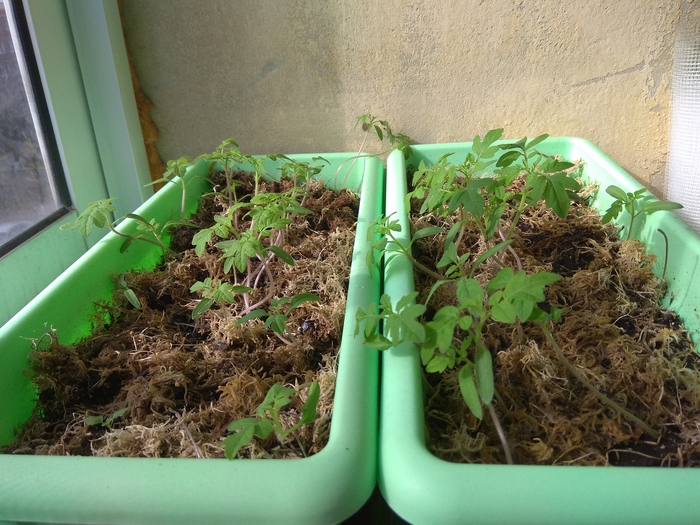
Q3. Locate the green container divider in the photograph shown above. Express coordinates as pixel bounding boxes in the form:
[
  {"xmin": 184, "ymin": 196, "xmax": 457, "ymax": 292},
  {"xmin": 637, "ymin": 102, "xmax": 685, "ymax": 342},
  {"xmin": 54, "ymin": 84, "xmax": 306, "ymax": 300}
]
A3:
[
  {"xmin": 380, "ymin": 137, "xmax": 700, "ymax": 525},
  {"xmin": 0, "ymin": 153, "xmax": 383, "ymax": 525}
]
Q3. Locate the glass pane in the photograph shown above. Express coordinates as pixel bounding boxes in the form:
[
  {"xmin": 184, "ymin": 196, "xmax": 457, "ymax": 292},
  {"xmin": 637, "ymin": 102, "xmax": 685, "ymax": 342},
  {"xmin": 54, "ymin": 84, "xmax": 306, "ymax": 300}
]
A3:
[{"xmin": 0, "ymin": 0, "xmax": 67, "ymax": 249}]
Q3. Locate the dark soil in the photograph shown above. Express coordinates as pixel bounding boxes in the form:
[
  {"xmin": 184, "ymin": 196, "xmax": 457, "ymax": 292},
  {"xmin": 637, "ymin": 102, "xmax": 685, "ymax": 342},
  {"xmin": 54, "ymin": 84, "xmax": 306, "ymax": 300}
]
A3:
[
  {"xmin": 411, "ymin": 178, "xmax": 700, "ymax": 467},
  {"xmin": 3, "ymin": 171, "xmax": 359, "ymax": 459}
]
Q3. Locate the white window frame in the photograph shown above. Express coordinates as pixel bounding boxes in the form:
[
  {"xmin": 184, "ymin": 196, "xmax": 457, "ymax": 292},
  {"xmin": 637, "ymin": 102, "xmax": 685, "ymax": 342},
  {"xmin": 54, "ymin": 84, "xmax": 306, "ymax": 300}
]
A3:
[{"xmin": 0, "ymin": 0, "xmax": 152, "ymax": 325}]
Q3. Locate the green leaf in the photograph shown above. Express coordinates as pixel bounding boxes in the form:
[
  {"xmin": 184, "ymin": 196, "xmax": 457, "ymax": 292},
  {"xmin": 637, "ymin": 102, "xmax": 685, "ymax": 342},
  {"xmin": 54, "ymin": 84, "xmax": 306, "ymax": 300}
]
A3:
[
  {"xmin": 525, "ymin": 133, "xmax": 548, "ymax": 150},
  {"xmin": 427, "ymin": 306, "xmax": 460, "ymax": 352},
  {"xmin": 458, "ymin": 363, "xmax": 483, "ymax": 419},
  {"xmin": 544, "ymin": 178, "xmax": 571, "ymax": 218},
  {"xmin": 488, "ymin": 293, "xmax": 517, "ymax": 324},
  {"xmin": 602, "ymin": 201, "xmax": 623, "ymax": 224},
  {"xmin": 640, "ymin": 200, "xmax": 683, "ymax": 214},
  {"xmin": 254, "ymin": 418, "xmax": 274, "ymax": 440},
  {"xmin": 425, "ymin": 353, "xmax": 455, "ymax": 373},
  {"xmin": 437, "ymin": 242, "xmax": 460, "ymax": 269},
  {"xmin": 470, "ymin": 240, "xmax": 512, "ymax": 277},
  {"xmin": 192, "ymin": 298, "xmax": 215, "ymax": 319},
  {"xmin": 84, "ymin": 415, "xmax": 104, "ymax": 427},
  {"xmin": 223, "ymin": 423, "xmax": 256, "ymax": 459},
  {"xmin": 288, "ymin": 292, "xmax": 321, "ymax": 312},
  {"xmin": 412, "ymin": 226, "xmax": 445, "ymax": 241},
  {"xmin": 299, "ymin": 382, "xmax": 321, "ymax": 425},
  {"xmin": 487, "ymin": 267, "xmax": 515, "ymax": 293},
  {"xmin": 456, "ymin": 278, "xmax": 484, "ymax": 311},
  {"xmin": 364, "ymin": 333, "xmax": 394, "ymax": 350},
  {"xmin": 229, "ymin": 285, "xmax": 253, "ymax": 294},
  {"xmin": 124, "ymin": 288, "xmax": 141, "ymax": 309},
  {"xmin": 496, "ymin": 150, "xmax": 520, "ymax": 168},
  {"xmin": 474, "ymin": 347, "xmax": 494, "ymax": 404},
  {"xmin": 482, "ymin": 128, "xmax": 504, "ymax": 148},
  {"xmin": 60, "ymin": 198, "xmax": 115, "ymax": 237},
  {"xmin": 192, "ymin": 228, "xmax": 215, "ymax": 256},
  {"xmin": 235, "ymin": 309, "xmax": 268, "ymax": 326},
  {"xmin": 449, "ymin": 187, "xmax": 485, "ymax": 217},
  {"xmin": 268, "ymin": 245, "xmax": 296, "ymax": 266},
  {"xmin": 605, "ymin": 185, "xmax": 629, "ymax": 202},
  {"xmin": 265, "ymin": 313, "xmax": 288, "ymax": 334}
]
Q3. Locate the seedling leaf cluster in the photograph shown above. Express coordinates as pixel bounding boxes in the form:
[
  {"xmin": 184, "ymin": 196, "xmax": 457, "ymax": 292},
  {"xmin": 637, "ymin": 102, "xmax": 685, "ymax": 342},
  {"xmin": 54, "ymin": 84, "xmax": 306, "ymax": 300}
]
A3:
[
  {"xmin": 58, "ymin": 139, "xmax": 361, "ymax": 459},
  {"xmin": 359, "ymin": 128, "xmax": 682, "ymax": 462}
]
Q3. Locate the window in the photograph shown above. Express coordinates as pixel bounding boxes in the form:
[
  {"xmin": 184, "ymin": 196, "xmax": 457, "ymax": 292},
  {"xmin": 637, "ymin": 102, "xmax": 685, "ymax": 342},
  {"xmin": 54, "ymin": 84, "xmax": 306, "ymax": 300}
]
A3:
[
  {"xmin": 0, "ymin": 0, "xmax": 152, "ymax": 326},
  {"xmin": 0, "ymin": 0, "xmax": 71, "ymax": 257}
]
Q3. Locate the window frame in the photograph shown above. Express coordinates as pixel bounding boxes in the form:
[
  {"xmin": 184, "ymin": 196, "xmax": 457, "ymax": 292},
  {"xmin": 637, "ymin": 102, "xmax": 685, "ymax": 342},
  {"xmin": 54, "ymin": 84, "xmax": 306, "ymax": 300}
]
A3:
[{"xmin": 0, "ymin": 0, "xmax": 151, "ymax": 325}]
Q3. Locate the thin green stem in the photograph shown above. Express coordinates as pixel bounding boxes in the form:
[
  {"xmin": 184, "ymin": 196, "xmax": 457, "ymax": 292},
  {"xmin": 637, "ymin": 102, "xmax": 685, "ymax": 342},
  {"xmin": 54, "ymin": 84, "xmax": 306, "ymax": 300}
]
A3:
[
  {"xmin": 487, "ymin": 403, "xmax": 514, "ymax": 465},
  {"xmin": 387, "ymin": 231, "xmax": 446, "ymax": 282},
  {"xmin": 107, "ymin": 222, "xmax": 178, "ymax": 258},
  {"xmin": 627, "ymin": 210, "xmax": 637, "ymax": 240},
  {"xmin": 657, "ymin": 228, "xmax": 669, "ymax": 280},
  {"xmin": 538, "ymin": 322, "xmax": 660, "ymax": 440}
]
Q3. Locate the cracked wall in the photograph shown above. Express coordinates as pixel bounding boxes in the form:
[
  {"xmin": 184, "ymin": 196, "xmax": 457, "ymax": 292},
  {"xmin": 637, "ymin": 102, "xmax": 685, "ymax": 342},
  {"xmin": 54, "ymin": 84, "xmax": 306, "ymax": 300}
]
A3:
[{"xmin": 121, "ymin": 0, "xmax": 684, "ymax": 195}]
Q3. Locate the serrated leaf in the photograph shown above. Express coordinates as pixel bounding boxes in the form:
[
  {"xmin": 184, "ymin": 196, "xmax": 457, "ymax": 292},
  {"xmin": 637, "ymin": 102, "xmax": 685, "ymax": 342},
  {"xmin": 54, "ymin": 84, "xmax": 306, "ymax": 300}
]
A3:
[
  {"xmin": 459, "ymin": 363, "xmax": 483, "ymax": 419},
  {"xmin": 544, "ymin": 178, "xmax": 571, "ymax": 218},
  {"xmin": 456, "ymin": 278, "xmax": 484, "ymax": 310},
  {"xmin": 487, "ymin": 267, "xmax": 515, "ymax": 293},
  {"xmin": 425, "ymin": 354, "xmax": 453, "ymax": 373},
  {"xmin": 223, "ymin": 424, "xmax": 256, "ymax": 459},
  {"xmin": 602, "ymin": 201, "xmax": 622, "ymax": 224},
  {"xmin": 192, "ymin": 228, "xmax": 215, "ymax": 256},
  {"xmin": 489, "ymin": 295, "xmax": 517, "ymax": 324}
]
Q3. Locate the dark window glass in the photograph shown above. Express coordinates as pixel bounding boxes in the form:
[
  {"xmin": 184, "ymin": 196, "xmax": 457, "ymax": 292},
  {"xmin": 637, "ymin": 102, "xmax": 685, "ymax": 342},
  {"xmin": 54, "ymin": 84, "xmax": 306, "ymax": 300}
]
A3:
[{"xmin": 0, "ymin": 0, "xmax": 70, "ymax": 255}]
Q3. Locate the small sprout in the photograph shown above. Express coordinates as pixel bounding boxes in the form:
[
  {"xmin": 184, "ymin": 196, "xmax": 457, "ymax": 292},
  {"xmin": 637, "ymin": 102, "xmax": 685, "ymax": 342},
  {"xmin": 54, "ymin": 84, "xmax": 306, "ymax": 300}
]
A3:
[
  {"xmin": 116, "ymin": 273, "xmax": 141, "ymax": 309},
  {"xmin": 190, "ymin": 278, "xmax": 252, "ymax": 319},
  {"xmin": 235, "ymin": 293, "xmax": 321, "ymax": 343},
  {"xmin": 61, "ymin": 198, "xmax": 192, "ymax": 258},
  {"xmin": 222, "ymin": 382, "xmax": 320, "ymax": 459},
  {"xmin": 84, "ymin": 407, "xmax": 129, "ymax": 430},
  {"xmin": 335, "ymin": 114, "xmax": 413, "ymax": 189},
  {"xmin": 602, "ymin": 184, "xmax": 683, "ymax": 240}
]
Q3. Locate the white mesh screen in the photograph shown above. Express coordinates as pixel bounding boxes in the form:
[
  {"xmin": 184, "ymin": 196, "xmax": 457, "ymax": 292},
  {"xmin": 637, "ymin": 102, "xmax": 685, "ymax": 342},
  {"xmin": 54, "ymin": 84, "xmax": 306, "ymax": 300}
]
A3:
[{"xmin": 666, "ymin": 11, "xmax": 700, "ymax": 234}]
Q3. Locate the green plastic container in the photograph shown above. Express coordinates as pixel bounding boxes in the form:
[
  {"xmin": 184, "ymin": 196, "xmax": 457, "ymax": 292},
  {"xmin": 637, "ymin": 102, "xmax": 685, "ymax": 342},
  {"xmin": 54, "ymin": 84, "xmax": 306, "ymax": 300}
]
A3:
[
  {"xmin": 0, "ymin": 154, "xmax": 383, "ymax": 525},
  {"xmin": 380, "ymin": 138, "xmax": 700, "ymax": 525}
]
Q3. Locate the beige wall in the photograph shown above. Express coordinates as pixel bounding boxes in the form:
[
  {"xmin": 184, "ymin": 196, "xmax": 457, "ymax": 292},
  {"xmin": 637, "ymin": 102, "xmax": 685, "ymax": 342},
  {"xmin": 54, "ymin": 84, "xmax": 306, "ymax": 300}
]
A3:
[{"xmin": 121, "ymin": 0, "xmax": 686, "ymax": 195}]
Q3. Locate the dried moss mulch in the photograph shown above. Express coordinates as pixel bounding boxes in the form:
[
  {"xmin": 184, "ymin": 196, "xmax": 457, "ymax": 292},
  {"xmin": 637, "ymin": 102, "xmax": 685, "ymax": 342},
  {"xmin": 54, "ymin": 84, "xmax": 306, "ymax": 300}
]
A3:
[
  {"xmin": 412, "ymin": 180, "xmax": 700, "ymax": 467},
  {"xmin": 3, "ymin": 172, "xmax": 359, "ymax": 459}
]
